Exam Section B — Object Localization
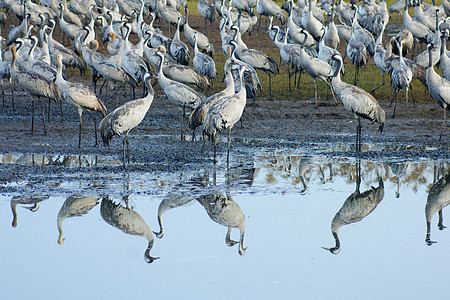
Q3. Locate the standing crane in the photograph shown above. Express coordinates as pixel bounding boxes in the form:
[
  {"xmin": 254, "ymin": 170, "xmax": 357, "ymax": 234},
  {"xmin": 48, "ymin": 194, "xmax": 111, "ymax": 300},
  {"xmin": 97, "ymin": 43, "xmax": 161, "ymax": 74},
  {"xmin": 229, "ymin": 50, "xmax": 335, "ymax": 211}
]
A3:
[
  {"xmin": 189, "ymin": 50, "xmax": 235, "ymax": 137},
  {"xmin": 184, "ymin": 6, "xmax": 215, "ymax": 57},
  {"xmin": 198, "ymin": 0, "xmax": 217, "ymax": 31},
  {"xmin": 153, "ymin": 46, "xmax": 205, "ymax": 140},
  {"xmin": 0, "ymin": 36, "xmax": 11, "ymax": 108},
  {"xmin": 10, "ymin": 45, "xmax": 61, "ymax": 135},
  {"xmin": 425, "ymin": 42, "xmax": 450, "ymax": 140},
  {"xmin": 100, "ymin": 73, "xmax": 154, "ymax": 165},
  {"xmin": 390, "ymin": 40, "xmax": 413, "ymax": 118},
  {"xmin": 170, "ymin": 17, "xmax": 190, "ymax": 66},
  {"xmin": 203, "ymin": 66, "xmax": 246, "ymax": 164},
  {"xmin": 193, "ymin": 32, "xmax": 217, "ymax": 91},
  {"xmin": 330, "ymin": 54, "xmax": 385, "ymax": 152},
  {"xmin": 55, "ymin": 54, "xmax": 107, "ymax": 148},
  {"xmin": 298, "ymin": 30, "xmax": 337, "ymax": 106},
  {"xmin": 347, "ymin": 23, "xmax": 367, "ymax": 86}
]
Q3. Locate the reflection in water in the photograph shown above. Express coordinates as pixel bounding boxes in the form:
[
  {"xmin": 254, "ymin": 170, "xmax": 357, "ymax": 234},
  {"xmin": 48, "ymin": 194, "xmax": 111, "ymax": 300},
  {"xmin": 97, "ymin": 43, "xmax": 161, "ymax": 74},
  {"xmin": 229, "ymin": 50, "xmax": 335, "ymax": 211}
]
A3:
[
  {"xmin": 197, "ymin": 193, "xmax": 247, "ymax": 255},
  {"xmin": 100, "ymin": 196, "xmax": 159, "ymax": 263},
  {"xmin": 323, "ymin": 162, "xmax": 385, "ymax": 254},
  {"xmin": 153, "ymin": 194, "xmax": 195, "ymax": 238},
  {"xmin": 425, "ymin": 170, "xmax": 450, "ymax": 246},
  {"xmin": 387, "ymin": 162, "xmax": 412, "ymax": 198},
  {"xmin": 0, "ymin": 153, "xmax": 121, "ymax": 167},
  {"xmin": 10, "ymin": 194, "xmax": 49, "ymax": 228},
  {"xmin": 57, "ymin": 196, "xmax": 100, "ymax": 245}
]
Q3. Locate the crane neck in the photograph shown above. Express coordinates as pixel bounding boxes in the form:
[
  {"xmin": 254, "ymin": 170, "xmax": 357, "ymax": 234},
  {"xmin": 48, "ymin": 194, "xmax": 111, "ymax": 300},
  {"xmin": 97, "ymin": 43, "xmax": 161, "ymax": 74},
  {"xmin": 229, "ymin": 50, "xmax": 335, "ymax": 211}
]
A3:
[{"xmin": 56, "ymin": 55, "xmax": 66, "ymax": 84}]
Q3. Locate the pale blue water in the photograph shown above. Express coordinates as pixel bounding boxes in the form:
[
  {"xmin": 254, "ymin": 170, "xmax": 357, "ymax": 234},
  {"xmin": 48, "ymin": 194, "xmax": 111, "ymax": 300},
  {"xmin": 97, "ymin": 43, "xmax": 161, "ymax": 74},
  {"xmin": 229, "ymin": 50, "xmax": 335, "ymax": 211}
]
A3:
[{"xmin": 1, "ymin": 151, "xmax": 449, "ymax": 299}]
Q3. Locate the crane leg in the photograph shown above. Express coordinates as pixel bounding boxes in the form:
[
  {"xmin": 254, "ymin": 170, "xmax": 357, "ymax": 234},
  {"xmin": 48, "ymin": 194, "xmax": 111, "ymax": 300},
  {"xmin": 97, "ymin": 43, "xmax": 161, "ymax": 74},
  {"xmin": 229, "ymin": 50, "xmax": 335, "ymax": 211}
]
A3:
[
  {"xmin": 12, "ymin": 82, "xmax": 15, "ymax": 111},
  {"xmin": 409, "ymin": 85, "xmax": 415, "ymax": 107},
  {"xmin": 438, "ymin": 210, "xmax": 447, "ymax": 230},
  {"xmin": 391, "ymin": 89, "xmax": 399, "ymax": 118},
  {"xmin": 48, "ymin": 98, "xmax": 51, "ymax": 122},
  {"xmin": 426, "ymin": 221, "xmax": 437, "ymax": 245},
  {"xmin": 323, "ymin": 79, "xmax": 338, "ymax": 105},
  {"xmin": 1, "ymin": 81, "xmax": 4, "ymax": 108},
  {"xmin": 439, "ymin": 107, "xmax": 447, "ymax": 141},
  {"xmin": 122, "ymin": 136, "xmax": 126, "ymax": 166},
  {"xmin": 205, "ymin": 18, "xmax": 208, "ymax": 32},
  {"xmin": 370, "ymin": 72, "xmax": 385, "ymax": 94},
  {"xmin": 181, "ymin": 107, "xmax": 185, "ymax": 141},
  {"xmin": 287, "ymin": 64, "xmax": 291, "ymax": 92},
  {"xmin": 269, "ymin": 72, "xmax": 273, "ymax": 101},
  {"xmin": 227, "ymin": 127, "xmax": 231, "ymax": 167},
  {"xmin": 40, "ymin": 98, "xmax": 48, "ymax": 136},
  {"xmin": 126, "ymin": 132, "xmax": 130, "ymax": 165},
  {"xmin": 354, "ymin": 66, "xmax": 359, "ymax": 86},
  {"xmin": 31, "ymin": 98, "xmax": 35, "ymax": 134},
  {"xmin": 313, "ymin": 79, "xmax": 318, "ymax": 107},
  {"xmin": 78, "ymin": 113, "xmax": 83, "ymax": 148},
  {"xmin": 60, "ymin": 100, "xmax": 64, "ymax": 123},
  {"xmin": 213, "ymin": 134, "xmax": 217, "ymax": 164}
]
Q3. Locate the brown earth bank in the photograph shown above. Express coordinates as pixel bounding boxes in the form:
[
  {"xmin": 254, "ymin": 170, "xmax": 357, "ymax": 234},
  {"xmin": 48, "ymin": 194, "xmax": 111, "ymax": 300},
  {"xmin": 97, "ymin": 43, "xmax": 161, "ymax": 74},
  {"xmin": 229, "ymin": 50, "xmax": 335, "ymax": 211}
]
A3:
[{"xmin": 0, "ymin": 8, "xmax": 449, "ymax": 184}]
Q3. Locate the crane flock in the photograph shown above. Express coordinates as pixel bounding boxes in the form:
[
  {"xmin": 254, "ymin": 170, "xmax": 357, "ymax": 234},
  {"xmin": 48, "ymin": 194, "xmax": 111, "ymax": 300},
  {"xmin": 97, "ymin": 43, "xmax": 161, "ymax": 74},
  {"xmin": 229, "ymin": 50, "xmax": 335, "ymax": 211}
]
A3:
[{"xmin": 0, "ymin": 0, "xmax": 449, "ymax": 166}]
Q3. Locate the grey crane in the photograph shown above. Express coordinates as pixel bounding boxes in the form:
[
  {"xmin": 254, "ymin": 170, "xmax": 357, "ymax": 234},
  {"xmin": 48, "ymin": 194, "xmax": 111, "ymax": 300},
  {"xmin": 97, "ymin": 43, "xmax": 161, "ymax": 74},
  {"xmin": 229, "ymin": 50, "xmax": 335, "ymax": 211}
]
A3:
[
  {"xmin": 352, "ymin": 5, "xmax": 375, "ymax": 57},
  {"xmin": 87, "ymin": 40, "xmax": 138, "ymax": 99},
  {"xmin": 198, "ymin": 0, "xmax": 217, "ymax": 31},
  {"xmin": 193, "ymin": 32, "xmax": 217, "ymax": 91},
  {"xmin": 304, "ymin": 0, "xmax": 324, "ymax": 41},
  {"xmin": 203, "ymin": 66, "xmax": 246, "ymax": 164},
  {"xmin": 100, "ymin": 73, "xmax": 154, "ymax": 165},
  {"xmin": 323, "ymin": 5, "xmax": 340, "ymax": 50},
  {"xmin": 197, "ymin": 193, "xmax": 247, "ymax": 255},
  {"xmin": 403, "ymin": 0, "xmax": 434, "ymax": 46},
  {"xmin": 144, "ymin": 36, "xmax": 209, "ymax": 89},
  {"xmin": 0, "ymin": 36, "xmax": 11, "ymax": 108},
  {"xmin": 189, "ymin": 51, "xmax": 235, "ymax": 136},
  {"xmin": 441, "ymin": 31, "xmax": 450, "ymax": 81},
  {"xmin": 57, "ymin": 195, "xmax": 100, "ymax": 245},
  {"xmin": 81, "ymin": 26, "xmax": 105, "ymax": 94},
  {"xmin": 184, "ymin": 7, "xmax": 215, "ymax": 57},
  {"xmin": 46, "ymin": 19, "xmax": 85, "ymax": 75},
  {"xmin": 299, "ymin": 30, "xmax": 337, "ymax": 106},
  {"xmin": 425, "ymin": 171, "xmax": 450, "ymax": 245},
  {"xmin": 272, "ymin": 26, "xmax": 299, "ymax": 92},
  {"xmin": 390, "ymin": 28, "xmax": 414, "ymax": 58},
  {"xmin": 10, "ymin": 45, "xmax": 62, "ymax": 135},
  {"xmin": 231, "ymin": 27, "xmax": 278, "ymax": 100},
  {"xmin": 347, "ymin": 22, "xmax": 367, "ymax": 86},
  {"xmin": 390, "ymin": 40, "xmax": 413, "ymax": 118},
  {"xmin": 55, "ymin": 54, "xmax": 107, "ymax": 148},
  {"xmin": 100, "ymin": 196, "xmax": 159, "ymax": 263},
  {"xmin": 257, "ymin": 0, "xmax": 287, "ymax": 28},
  {"xmin": 425, "ymin": 42, "xmax": 450, "ymax": 140},
  {"xmin": 323, "ymin": 161, "xmax": 384, "ymax": 254},
  {"xmin": 7, "ymin": 13, "xmax": 30, "ymax": 46},
  {"xmin": 170, "ymin": 17, "xmax": 190, "ymax": 66},
  {"xmin": 11, "ymin": 193, "xmax": 49, "ymax": 228},
  {"xmin": 153, "ymin": 46, "xmax": 205, "ymax": 140},
  {"xmin": 371, "ymin": 23, "xmax": 390, "ymax": 94},
  {"xmin": 156, "ymin": 0, "xmax": 185, "ymax": 36},
  {"xmin": 330, "ymin": 54, "xmax": 385, "ymax": 152},
  {"xmin": 58, "ymin": 2, "xmax": 83, "ymax": 42}
]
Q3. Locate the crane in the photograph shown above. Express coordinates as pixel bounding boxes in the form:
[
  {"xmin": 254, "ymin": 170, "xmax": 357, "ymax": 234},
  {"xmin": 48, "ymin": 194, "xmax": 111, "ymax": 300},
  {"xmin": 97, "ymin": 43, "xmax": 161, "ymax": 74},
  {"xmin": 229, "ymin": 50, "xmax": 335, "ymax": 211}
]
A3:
[
  {"xmin": 55, "ymin": 54, "xmax": 107, "ymax": 148},
  {"xmin": 170, "ymin": 17, "xmax": 190, "ymax": 66},
  {"xmin": 10, "ymin": 45, "xmax": 61, "ymax": 135},
  {"xmin": 153, "ymin": 46, "xmax": 205, "ymax": 140},
  {"xmin": 184, "ymin": 7, "xmax": 215, "ymax": 57},
  {"xmin": 193, "ymin": 32, "xmax": 217, "ymax": 91},
  {"xmin": 189, "ymin": 50, "xmax": 235, "ymax": 137},
  {"xmin": 425, "ymin": 42, "xmax": 450, "ymax": 140},
  {"xmin": 203, "ymin": 66, "xmax": 246, "ymax": 164},
  {"xmin": 330, "ymin": 54, "xmax": 385, "ymax": 152},
  {"xmin": 198, "ymin": 0, "xmax": 217, "ymax": 31},
  {"xmin": 100, "ymin": 73, "xmax": 154, "ymax": 165},
  {"xmin": 390, "ymin": 40, "xmax": 413, "ymax": 118}
]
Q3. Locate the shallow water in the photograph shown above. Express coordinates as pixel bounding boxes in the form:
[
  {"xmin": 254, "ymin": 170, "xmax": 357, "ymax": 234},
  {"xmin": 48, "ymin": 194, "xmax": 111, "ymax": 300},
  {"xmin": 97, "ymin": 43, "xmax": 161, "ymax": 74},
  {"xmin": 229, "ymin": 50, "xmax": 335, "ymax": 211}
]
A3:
[{"xmin": 1, "ymin": 148, "xmax": 450, "ymax": 299}]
